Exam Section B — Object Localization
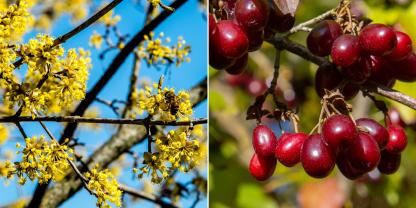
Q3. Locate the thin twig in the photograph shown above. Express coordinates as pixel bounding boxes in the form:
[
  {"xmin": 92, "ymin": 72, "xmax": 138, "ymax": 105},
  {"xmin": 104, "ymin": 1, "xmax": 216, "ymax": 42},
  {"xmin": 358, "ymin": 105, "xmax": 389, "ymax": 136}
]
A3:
[
  {"xmin": 0, "ymin": 116, "xmax": 207, "ymax": 126},
  {"xmin": 119, "ymin": 184, "xmax": 177, "ymax": 208},
  {"xmin": 287, "ymin": 8, "xmax": 336, "ymax": 35}
]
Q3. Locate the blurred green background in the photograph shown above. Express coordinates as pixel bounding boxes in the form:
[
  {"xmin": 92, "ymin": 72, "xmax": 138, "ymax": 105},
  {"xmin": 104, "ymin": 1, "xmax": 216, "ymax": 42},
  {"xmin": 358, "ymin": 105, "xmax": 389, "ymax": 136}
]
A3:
[{"xmin": 209, "ymin": 0, "xmax": 416, "ymax": 207}]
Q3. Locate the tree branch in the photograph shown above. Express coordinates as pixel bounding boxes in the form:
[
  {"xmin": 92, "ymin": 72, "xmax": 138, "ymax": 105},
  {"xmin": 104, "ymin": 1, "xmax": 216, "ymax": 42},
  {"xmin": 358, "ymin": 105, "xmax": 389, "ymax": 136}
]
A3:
[
  {"xmin": 119, "ymin": 184, "xmax": 177, "ymax": 208},
  {"xmin": 0, "ymin": 116, "xmax": 207, "ymax": 126},
  {"xmin": 287, "ymin": 8, "xmax": 335, "ymax": 35}
]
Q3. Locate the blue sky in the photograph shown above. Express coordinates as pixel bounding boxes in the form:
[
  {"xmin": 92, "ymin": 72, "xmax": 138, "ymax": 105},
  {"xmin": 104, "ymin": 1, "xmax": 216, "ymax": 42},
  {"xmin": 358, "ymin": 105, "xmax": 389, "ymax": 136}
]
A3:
[{"xmin": 0, "ymin": 0, "xmax": 207, "ymax": 207}]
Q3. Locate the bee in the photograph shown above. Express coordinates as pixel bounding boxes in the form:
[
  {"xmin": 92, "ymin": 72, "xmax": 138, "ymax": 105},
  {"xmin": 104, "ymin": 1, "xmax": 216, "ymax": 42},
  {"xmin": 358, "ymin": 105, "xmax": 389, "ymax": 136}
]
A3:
[{"xmin": 163, "ymin": 91, "xmax": 180, "ymax": 116}]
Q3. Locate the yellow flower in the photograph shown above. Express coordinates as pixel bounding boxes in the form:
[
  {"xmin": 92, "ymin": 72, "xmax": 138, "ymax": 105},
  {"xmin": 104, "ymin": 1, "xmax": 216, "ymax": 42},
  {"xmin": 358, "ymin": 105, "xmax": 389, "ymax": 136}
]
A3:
[
  {"xmin": 0, "ymin": 124, "xmax": 9, "ymax": 145},
  {"xmin": 89, "ymin": 31, "xmax": 103, "ymax": 49},
  {"xmin": 85, "ymin": 165, "xmax": 123, "ymax": 208}
]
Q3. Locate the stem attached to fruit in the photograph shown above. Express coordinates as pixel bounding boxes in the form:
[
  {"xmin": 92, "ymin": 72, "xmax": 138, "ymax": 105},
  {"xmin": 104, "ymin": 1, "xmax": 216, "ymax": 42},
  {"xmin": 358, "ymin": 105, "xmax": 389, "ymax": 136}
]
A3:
[{"xmin": 286, "ymin": 8, "xmax": 336, "ymax": 35}]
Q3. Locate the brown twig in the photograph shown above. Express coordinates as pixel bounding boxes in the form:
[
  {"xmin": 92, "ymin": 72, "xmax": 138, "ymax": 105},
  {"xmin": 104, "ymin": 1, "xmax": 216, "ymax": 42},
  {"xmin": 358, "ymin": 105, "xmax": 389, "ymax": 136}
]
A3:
[
  {"xmin": 0, "ymin": 116, "xmax": 207, "ymax": 126},
  {"xmin": 119, "ymin": 184, "xmax": 177, "ymax": 208},
  {"xmin": 287, "ymin": 8, "xmax": 336, "ymax": 35}
]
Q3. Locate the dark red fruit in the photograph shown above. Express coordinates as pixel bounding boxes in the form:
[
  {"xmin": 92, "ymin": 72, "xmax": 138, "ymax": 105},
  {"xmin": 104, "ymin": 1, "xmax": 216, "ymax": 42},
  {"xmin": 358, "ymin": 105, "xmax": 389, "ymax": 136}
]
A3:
[
  {"xmin": 226, "ymin": 73, "xmax": 252, "ymax": 86},
  {"xmin": 209, "ymin": 44, "xmax": 235, "ymax": 70},
  {"xmin": 341, "ymin": 56, "xmax": 371, "ymax": 84},
  {"xmin": 252, "ymin": 124, "xmax": 278, "ymax": 157},
  {"xmin": 359, "ymin": 24, "xmax": 397, "ymax": 56},
  {"xmin": 337, "ymin": 150, "xmax": 366, "ymax": 180},
  {"xmin": 266, "ymin": 7, "xmax": 295, "ymax": 33},
  {"xmin": 377, "ymin": 150, "xmax": 401, "ymax": 174},
  {"xmin": 386, "ymin": 125, "xmax": 407, "ymax": 153},
  {"xmin": 331, "ymin": 34, "xmax": 360, "ymax": 67},
  {"xmin": 387, "ymin": 107, "xmax": 405, "ymax": 127},
  {"xmin": 212, "ymin": 20, "xmax": 249, "ymax": 58},
  {"xmin": 249, "ymin": 153, "xmax": 277, "ymax": 181},
  {"xmin": 356, "ymin": 118, "xmax": 389, "ymax": 149},
  {"xmin": 307, "ymin": 20, "xmax": 343, "ymax": 57},
  {"xmin": 394, "ymin": 53, "xmax": 416, "ymax": 82},
  {"xmin": 235, "ymin": 0, "xmax": 270, "ymax": 32},
  {"xmin": 315, "ymin": 64, "xmax": 342, "ymax": 97},
  {"xmin": 341, "ymin": 82, "xmax": 360, "ymax": 100},
  {"xmin": 209, "ymin": 13, "xmax": 217, "ymax": 37},
  {"xmin": 367, "ymin": 56, "xmax": 396, "ymax": 87},
  {"xmin": 301, "ymin": 134, "xmax": 336, "ymax": 178},
  {"xmin": 226, "ymin": 53, "xmax": 248, "ymax": 74},
  {"xmin": 349, "ymin": 132, "xmax": 381, "ymax": 172},
  {"xmin": 275, "ymin": 132, "xmax": 308, "ymax": 167},
  {"xmin": 246, "ymin": 30, "xmax": 264, "ymax": 51},
  {"xmin": 321, "ymin": 114, "xmax": 358, "ymax": 152},
  {"xmin": 386, "ymin": 31, "xmax": 413, "ymax": 61}
]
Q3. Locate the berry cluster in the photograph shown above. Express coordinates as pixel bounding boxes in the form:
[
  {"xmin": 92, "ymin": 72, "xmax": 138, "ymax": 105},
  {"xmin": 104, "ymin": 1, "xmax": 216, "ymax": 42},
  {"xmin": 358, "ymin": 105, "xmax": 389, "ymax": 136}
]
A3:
[
  {"xmin": 209, "ymin": 0, "xmax": 295, "ymax": 74},
  {"xmin": 309, "ymin": 20, "xmax": 415, "ymax": 99},
  {"xmin": 249, "ymin": 113, "xmax": 408, "ymax": 181}
]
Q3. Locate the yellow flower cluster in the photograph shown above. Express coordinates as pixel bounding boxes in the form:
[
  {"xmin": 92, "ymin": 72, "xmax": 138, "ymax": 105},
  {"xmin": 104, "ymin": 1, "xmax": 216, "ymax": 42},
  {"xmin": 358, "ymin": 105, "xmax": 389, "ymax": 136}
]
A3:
[
  {"xmin": 99, "ymin": 10, "xmax": 121, "ymax": 26},
  {"xmin": 4, "ymin": 136, "xmax": 74, "ymax": 184},
  {"xmin": 132, "ymin": 77, "xmax": 193, "ymax": 121},
  {"xmin": 35, "ymin": 0, "xmax": 89, "ymax": 30},
  {"xmin": 0, "ymin": 0, "xmax": 33, "ymax": 41},
  {"xmin": 4, "ymin": 34, "xmax": 91, "ymax": 115},
  {"xmin": 85, "ymin": 165, "xmax": 122, "ymax": 208},
  {"xmin": 138, "ymin": 32, "xmax": 191, "ymax": 67},
  {"xmin": 136, "ymin": 126, "xmax": 205, "ymax": 183},
  {"xmin": 0, "ymin": 124, "xmax": 9, "ymax": 144}
]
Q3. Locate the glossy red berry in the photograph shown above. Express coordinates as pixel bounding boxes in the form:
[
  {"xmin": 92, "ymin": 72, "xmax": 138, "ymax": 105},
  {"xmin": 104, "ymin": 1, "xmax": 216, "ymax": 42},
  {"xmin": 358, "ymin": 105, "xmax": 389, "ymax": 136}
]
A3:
[
  {"xmin": 386, "ymin": 31, "xmax": 413, "ymax": 61},
  {"xmin": 275, "ymin": 132, "xmax": 308, "ymax": 167},
  {"xmin": 321, "ymin": 114, "xmax": 357, "ymax": 152},
  {"xmin": 349, "ymin": 132, "xmax": 381, "ymax": 172},
  {"xmin": 377, "ymin": 150, "xmax": 401, "ymax": 174},
  {"xmin": 212, "ymin": 20, "xmax": 249, "ymax": 58},
  {"xmin": 356, "ymin": 118, "xmax": 389, "ymax": 149},
  {"xmin": 226, "ymin": 53, "xmax": 248, "ymax": 74},
  {"xmin": 301, "ymin": 134, "xmax": 336, "ymax": 178},
  {"xmin": 246, "ymin": 30, "xmax": 264, "ymax": 51},
  {"xmin": 249, "ymin": 153, "xmax": 277, "ymax": 181},
  {"xmin": 394, "ymin": 53, "xmax": 416, "ymax": 82},
  {"xmin": 386, "ymin": 125, "xmax": 407, "ymax": 153},
  {"xmin": 341, "ymin": 56, "xmax": 372, "ymax": 84},
  {"xmin": 337, "ymin": 150, "xmax": 367, "ymax": 180},
  {"xmin": 367, "ymin": 56, "xmax": 396, "ymax": 87},
  {"xmin": 209, "ymin": 13, "xmax": 217, "ymax": 37},
  {"xmin": 341, "ymin": 82, "xmax": 360, "ymax": 100},
  {"xmin": 315, "ymin": 64, "xmax": 342, "ymax": 97},
  {"xmin": 307, "ymin": 20, "xmax": 343, "ymax": 57},
  {"xmin": 235, "ymin": 0, "xmax": 270, "ymax": 32},
  {"xmin": 359, "ymin": 24, "xmax": 397, "ymax": 56},
  {"xmin": 331, "ymin": 34, "xmax": 360, "ymax": 67},
  {"xmin": 252, "ymin": 124, "xmax": 278, "ymax": 157}
]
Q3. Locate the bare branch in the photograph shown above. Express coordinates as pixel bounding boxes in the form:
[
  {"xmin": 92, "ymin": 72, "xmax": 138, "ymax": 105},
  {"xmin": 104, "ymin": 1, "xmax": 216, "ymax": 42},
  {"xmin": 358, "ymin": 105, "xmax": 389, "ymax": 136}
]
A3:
[
  {"xmin": 287, "ymin": 8, "xmax": 335, "ymax": 35},
  {"xmin": 119, "ymin": 184, "xmax": 177, "ymax": 208},
  {"xmin": 0, "ymin": 116, "xmax": 207, "ymax": 126}
]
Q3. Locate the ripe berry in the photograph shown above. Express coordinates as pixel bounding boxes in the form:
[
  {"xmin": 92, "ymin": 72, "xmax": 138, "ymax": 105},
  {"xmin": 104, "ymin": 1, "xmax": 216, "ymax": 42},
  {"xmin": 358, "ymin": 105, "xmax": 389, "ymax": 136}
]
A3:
[
  {"xmin": 331, "ymin": 34, "xmax": 360, "ymax": 67},
  {"xmin": 212, "ymin": 20, "xmax": 249, "ymax": 58},
  {"xmin": 315, "ymin": 64, "xmax": 342, "ymax": 97},
  {"xmin": 246, "ymin": 30, "xmax": 264, "ymax": 51},
  {"xmin": 307, "ymin": 20, "xmax": 343, "ymax": 57},
  {"xmin": 386, "ymin": 125, "xmax": 407, "ymax": 153},
  {"xmin": 252, "ymin": 124, "xmax": 278, "ymax": 157},
  {"xmin": 235, "ymin": 0, "xmax": 270, "ymax": 32},
  {"xmin": 367, "ymin": 56, "xmax": 396, "ymax": 87},
  {"xmin": 226, "ymin": 53, "xmax": 248, "ymax": 75},
  {"xmin": 321, "ymin": 114, "xmax": 357, "ymax": 152},
  {"xmin": 209, "ymin": 44, "xmax": 236, "ymax": 70},
  {"xmin": 341, "ymin": 82, "xmax": 360, "ymax": 100},
  {"xmin": 209, "ymin": 13, "xmax": 217, "ymax": 37},
  {"xmin": 301, "ymin": 134, "xmax": 336, "ymax": 178},
  {"xmin": 337, "ymin": 150, "xmax": 366, "ymax": 180},
  {"xmin": 341, "ymin": 56, "xmax": 371, "ymax": 84},
  {"xmin": 394, "ymin": 53, "xmax": 416, "ymax": 82},
  {"xmin": 275, "ymin": 132, "xmax": 308, "ymax": 167},
  {"xmin": 386, "ymin": 31, "xmax": 413, "ymax": 61},
  {"xmin": 356, "ymin": 118, "xmax": 389, "ymax": 149},
  {"xmin": 249, "ymin": 153, "xmax": 277, "ymax": 181},
  {"xmin": 349, "ymin": 132, "xmax": 381, "ymax": 172},
  {"xmin": 359, "ymin": 24, "xmax": 397, "ymax": 56},
  {"xmin": 377, "ymin": 150, "xmax": 401, "ymax": 174}
]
